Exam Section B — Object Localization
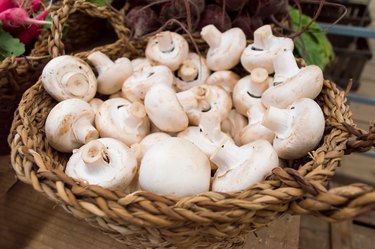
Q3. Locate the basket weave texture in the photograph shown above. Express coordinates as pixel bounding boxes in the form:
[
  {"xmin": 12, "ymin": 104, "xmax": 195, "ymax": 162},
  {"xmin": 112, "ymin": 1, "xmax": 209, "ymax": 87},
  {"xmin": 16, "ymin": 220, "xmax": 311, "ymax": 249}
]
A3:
[{"xmin": 8, "ymin": 0, "xmax": 375, "ymax": 248}]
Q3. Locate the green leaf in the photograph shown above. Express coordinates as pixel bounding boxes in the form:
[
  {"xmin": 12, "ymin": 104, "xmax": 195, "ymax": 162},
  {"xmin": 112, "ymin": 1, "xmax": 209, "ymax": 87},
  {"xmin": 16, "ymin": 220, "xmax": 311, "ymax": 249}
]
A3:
[
  {"xmin": 0, "ymin": 23, "xmax": 26, "ymax": 61},
  {"xmin": 86, "ymin": 0, "xmax": 113, "ymax": 6},
  {"xmin": 289, "ymin": 7, "xmax": 334, "ymax": 70}
]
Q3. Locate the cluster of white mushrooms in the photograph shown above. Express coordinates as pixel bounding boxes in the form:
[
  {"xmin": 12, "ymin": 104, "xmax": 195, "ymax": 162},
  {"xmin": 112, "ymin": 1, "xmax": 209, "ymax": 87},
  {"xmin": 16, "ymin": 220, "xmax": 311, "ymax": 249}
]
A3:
[{"xmin": 42, "ymin": 24, "xmax": 325, "ymax": 197}]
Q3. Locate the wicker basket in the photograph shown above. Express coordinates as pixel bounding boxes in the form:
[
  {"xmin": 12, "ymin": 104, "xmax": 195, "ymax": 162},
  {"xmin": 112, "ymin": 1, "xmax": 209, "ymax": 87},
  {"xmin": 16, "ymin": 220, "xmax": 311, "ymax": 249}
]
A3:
[{"xmin": 8, "ymin": 0, "xmax": 375, "ymax": 248}]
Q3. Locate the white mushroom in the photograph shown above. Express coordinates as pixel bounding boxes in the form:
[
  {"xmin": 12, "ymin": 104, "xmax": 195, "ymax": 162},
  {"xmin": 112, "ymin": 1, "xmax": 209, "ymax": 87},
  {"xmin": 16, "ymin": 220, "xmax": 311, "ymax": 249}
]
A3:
[
  {"xmin": 211, "ymin": 139, "xmax": 279, "ymax": 193},
  {"xmin": 201, "ymin": 25, "xmax": 246, "ymax": 71},
  {"xmin": 95, "ymin": 98, "xmax": 150, "ymax": 146},
  {"xmin": 131, "ymin": 57, "xmax": 152, "ymax": 72},
  {"xmin": 45, "ymin": 98, "xmax": 98, "ymax": 153},
  {"xmin": 42, "ymin": 55, "xmax": 97, "ymax": 102},
  {"xmin": 206, "ymin": 71, "xmax": 240, "ymax": 93},
  {"xmin": 177, "ymin": 84, "xmax": 232, "ymax": 125},
  {"xmin": 130, "ymin": 132, "xmax": 171, "ymax": 162},
  {"xmin": 261, "ymin": 49, "xmax": 324, "ymax": 108},
  {"xmin": 175, "ymin": 52, "xmax": 210, "ymax": 91},
  {"xmin": 139, "ymin": 137, "xmax": 211, "ymax": 197},
  {"xmin": 109, "ymin": 91, "xmax": 123, "ymax": 99},
  {"xmin": 144, "ymin": 84, "xmax": 188, "ymax": 132},
  {"xmin": 65, "ymin": 138, "xmax": 137, "ymax": 189},
  {"xmin": 261, "ymin": 98, "xmax": 325, "ymax": 159},
  {"xmin": 241, "ymin": 25, "xmax": 294, "ymax": 74},
  {"xmin": 87, "ymin": 51, "xmax": 133, "ymax": 95},
  {"xmin": 122, "ymin": 65, "xmax": 174, "ymax": 102},
  {"xmin": 221, "ymin": 109, "xmax": 247, "ymax": 146},
  {"xmin": 89, "ymin": 98, "xmax": 103, "ymax": 114},
  {"xmin": 145, "ymin": 31, "xmax": 189, "ymax": 71}
]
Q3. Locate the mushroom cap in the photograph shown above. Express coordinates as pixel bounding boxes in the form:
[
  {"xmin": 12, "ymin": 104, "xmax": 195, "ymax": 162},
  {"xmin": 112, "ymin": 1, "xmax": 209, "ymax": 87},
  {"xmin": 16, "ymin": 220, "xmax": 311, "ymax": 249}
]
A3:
[
  {"xmin": 212, "ymin": 140, "xmax": 279, "ymax": 193},
  {"xmin": 175, "ymin": 53, "xmax": 210, "ymax": 91},
  {"xmin": 65, "ymin": 138, "xmax": 137, "ymax": 189},
  {"xmin": 206, "ymin": 70, "xmax": 240, "ymax": 93},
  {"xmin": 131, "ymin": 57, "xmax": 152, "ymax": 72},
  {"xmin": 96, "ymin": 57, "xmax": 133, "ymax": 95},
  {"xmin": 144, "ymin": 84, "xmax": 188, "ymax": 132},
  {"xmin": 202, "ymin": 26, "xmax": 246, "ymax": 71},
  {"xmin": 261, "ymin": 65, "xmax": 324, "ymax": 108},
  {"xmin": 268, "ymin": 98, "xmax": 325, "ymax": 159},
  {"xmin": 139, "ymin": 137, "xmax": 211, "ymax": 197},
  {"xmin": 95, "ymin": 98, "xmax": 150, "ymax": 146},
  {"xmin": 89, "ymin": 98, "xmax": 104, "ymax": 114},
  {"xmin": 145, "ymin": 31, "xmax": 189, "ymax": 71},
  {"xmin": 221, "ymin": 109, "xmax": 247, "ymax": 146},
  {"xmin": 240, "ymin": 123, "xmax": 274, "ymax": 145},
  {"xmin": 45, "ymin": 98, "xmax": 98, "ymax": 152},
  {"xmin": 122, "ymin": 65, "xmax": 174, "ymax": 102},
  {"xmin": 42, "ymin": 55, "xmax": 97, "ymax": 102}
]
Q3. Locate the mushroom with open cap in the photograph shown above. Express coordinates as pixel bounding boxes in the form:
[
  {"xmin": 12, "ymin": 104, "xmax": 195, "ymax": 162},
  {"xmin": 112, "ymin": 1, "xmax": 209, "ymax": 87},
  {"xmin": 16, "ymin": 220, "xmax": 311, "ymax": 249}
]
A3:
[
  {"xmin": 42, "ymin": 55, "xmax": 97, "ymax": 102},
  {"xmin": 211, "ymin": 139, "xmax": 279, "ymax": 193},
  {"xmin": 45, "ymin": 98, "xmax": 98, "ymax": 153},
  {"xmin": 206, "ymin": 70, "xmax": 240, "ymax": 93},
  {"xmin": 261, "ymin": 98, "xmax": 325, "ymax": 159},
  {"xmin": 87, "ymin": 51, "xmax": 133, "ymax": 95},
  {"xmin": 175, "ymin": 52, "xmax": 210, "ymax": 91},
  {"xmin": 139, "ymin": 137, "xmax": 211, "ymax": 197},
  {"xmin": 201, "ymin": 25, "xmax": 246, "ymax": 71},
  {"xmin": 261, "ymin": 49, "xmax": 324, "ymax": 108},
  {"xmin": 95, "ymin": 98, "xmax": 150, "ymax": 146},
  {"xmin": 144, "ymin": 84, "xmax": 189, "ymax": 132},
  {"xmin": 221, "ymin": 110, "xmax": 247, "ymax": 146},
  {"xmin": 145, "ymin": 31, "xmax": 189, "ymax": 71},
  {"xmin": 122, "ymin": 65, "xmax": 174, "ymax": 102},
  {"xmin": 65, "ymin": 138, "xmax": 137, "ymax": 189},
  {"xmin": 176, "ymin": 84, "xmax": 232, "ymax": 125}
]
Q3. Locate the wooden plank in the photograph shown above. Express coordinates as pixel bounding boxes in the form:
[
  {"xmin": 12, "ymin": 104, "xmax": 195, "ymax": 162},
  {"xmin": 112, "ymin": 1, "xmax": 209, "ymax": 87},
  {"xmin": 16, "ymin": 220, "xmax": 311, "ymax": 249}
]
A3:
[
  {"xmin": 352, "ymin": 224, "xmax": 375, "ymax": 249},
  {"xmin": 330, "ymin": 221, "xmax": 354, "ymax": 249},
  {"xmin": 337, "ymin": 154, "xmax": 375, "ymax": 187},
  {"xmin": 299, "ymin": 215, "xmax": 330, "ymax": 249}
]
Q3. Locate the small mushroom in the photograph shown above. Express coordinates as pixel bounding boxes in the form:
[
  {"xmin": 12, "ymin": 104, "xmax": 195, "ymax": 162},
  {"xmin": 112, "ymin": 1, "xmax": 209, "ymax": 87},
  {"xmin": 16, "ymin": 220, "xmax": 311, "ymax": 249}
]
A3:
[
  {"xmin": 261, "ymin": 49, "xmax": 324, "ymax": 108},
  {"xmin": 89, "ymin": 98, "xmax": 103, "ymax": 114},
  {"xmin": 65, "ymin": 138, "xmax": 137, "ymax": 189},
  {"xmin": 45, "ymin": 98, "xmax": 98, "ymax": 153},
  {"xmin": 211, "ymin": 139, "xmax": 279, "ymax": 193},
  {"xmin": 241, "ymin": 25, "xmax": 294, "ymax": 74},
  {"xmin": 87, "ymin": 51, "xmax": 133, "ymax": 95},
  {"xmin": 95, "ymin": 98, "xmax": 150, "ymax": 146},
  {"xmin": 130, "ymin": 132, "xmax": 171, "ymax": 162},
  {"xmin": 175, "ymin": 52, "xmax": 210, "ymax": 91},
  {"xmin": 201, "ymin": 25, "xmax": 246, "ymax": 71},
  {"xmin": 206, "ymin": 71, "xmax": 240, "ymax": 93},
  {"xmin": 261, "ymin": 98, "xmax": 325, "ymax": 159},
  {"xmin": 139, "ymin": 137, "xmax": 211, "ymax": 197},
  {"xmin": 122, "ymin": 65, "xmax": 174, "ymax": 102},
  {"xmin": 144, "ymin": 84, "xmax": 189, "ymax": 132},
  {"xmin": 42, "ymin": 55, "xmax": 97, "ymax": 102},
  {"xmin": 221, "ymin": 109, "xmax": 247, "ymax": 146},
  {"xmin": 145, "ymin": 31, "xmax": 189, "ymax": 71},
  {"xmin": 131, "ymin": 57, "xmax": 152, "ymax": 72},
  {"xmin": 176, "ymin": 84, "xmax": 232, "ymax": 125}
]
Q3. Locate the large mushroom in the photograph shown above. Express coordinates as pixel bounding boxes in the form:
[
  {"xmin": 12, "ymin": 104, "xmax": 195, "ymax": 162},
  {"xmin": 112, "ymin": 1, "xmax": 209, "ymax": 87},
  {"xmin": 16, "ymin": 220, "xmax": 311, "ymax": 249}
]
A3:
[
  {"xmin": 206, "ymin": 70, "xmax": 240, "ymax": 93},
  {"xmin": 45, "ymin": 98, "xmax": 98, "ymax": 153},
  {"xmin": 42, "ymin": 55, "xmax": 97, "ymax": 102}
]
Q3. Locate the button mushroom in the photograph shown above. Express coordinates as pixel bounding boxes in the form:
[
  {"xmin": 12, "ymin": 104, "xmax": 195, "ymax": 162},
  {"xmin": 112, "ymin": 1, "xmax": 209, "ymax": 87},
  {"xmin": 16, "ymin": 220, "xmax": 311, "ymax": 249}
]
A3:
[
  {"xmin": 45, "ymin": 98, "xmax": 98, "ymax": 153},
  {"xmin": 145, "ymin": 31, "xmax": 189, "ymax": 71},
  {"xmin": 211, "ymin": 139, "xmax": 279, "ymax": 193},
  {"xmin": 201, "ymin": 25, "xmax": 246, "ymax": 71},
  {"xmin": 139, "ymin": 137, "xmax": 211, "ymax": 197},
  {"xmin": 87, "ymin": 51, "xmax": 133, "ymax": 95},
  {"xmin": 130, "ymin": 132, "xmax": 171, "ymax": 162},
  {"xmin": 65, "ymin": 138, "xmax": 137, "ymax": 189},
  {"xmin": 241, "ymin": 25, "xmax": 294, "ymax": 74},
  {"xmin": 176, "ymin": 84, "xmax": 232, "ymax": 125},
  {"xmin": 261, "ymin": 98, "xmax": 325, "ymax": 159},
  {"xmin": 89, "ymin": 98, "xmax": 103, "ymax": 114},
  {"xmin": 41, "ymin": 55, "xmax": 97, "ymax": 102},
  {"xmin": 261, "ymin": 49, "xmax": 324, "ymax": 108},
  {"xmin": 144, "ymin": 84, "xmax": 189, "ymax": 132},
  {"xmin": 206, "ymin": 70, "xmax": 240, "ymax": 93},
  {"xmin": 131, "ymin": 57, "xmax": 152, "ymax": 72},
  {"xmin": 95, "ymin": 98, "xmax": 150, "ymax": 146},
  {"xmin": 175, "ymin": 52, "xmax": 210, "ymax": 91},
  {"xmin": 221, "ymin": 109, "xmax": 247, "ymax": 146},
  {"xmin": 122, "ymin": 65, "xmax": 174, "ymax": 102}
]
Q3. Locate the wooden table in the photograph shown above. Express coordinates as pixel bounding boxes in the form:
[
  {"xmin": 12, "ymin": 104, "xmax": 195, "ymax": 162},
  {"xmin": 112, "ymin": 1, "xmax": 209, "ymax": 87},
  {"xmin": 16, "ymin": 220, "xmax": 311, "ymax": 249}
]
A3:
[{"xmin": 0, "ymin": 155, "xmax": 300, "ymax": 249}]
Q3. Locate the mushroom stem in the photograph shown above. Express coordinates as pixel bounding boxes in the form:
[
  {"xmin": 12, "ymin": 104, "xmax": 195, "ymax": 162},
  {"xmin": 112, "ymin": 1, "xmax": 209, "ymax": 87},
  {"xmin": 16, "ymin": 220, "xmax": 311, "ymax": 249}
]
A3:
[
  {"xmin": 253, "ymin": 25, "xmax": 273, "ymax": 49},
  {"xmin": 262, "ymin": 106, "xmax": 293, "ymax": 138},
  {"xmin": 178, "ymin": 60, "xmax": 199, "ymax": 82},
  {"xmin": 273, "ymin": 50, "xmax": 300, "ymax": 84},
  {"xmin": 157, "ymin": 31, "xmax": 174, "ymax": 53},
  {"xmin": 81, "ymin": 140, "xmax": 110, "ymax": 167},
  {"xmin": 62, "ymin": 72, "xmax": 89, "ymax": 97},
  {"xmin": 249, "ymin": 68, "xmax": 269, "ymax": 96},
  {"xmin": 199, "ymin": 113, "xmax": 222, "ymax": 141},
  {"xmin": 201, "ymin": 25, "xmax": 222, "ymax": 48},
  {"xmin": 87, "ymin": 51, "xmax": 114, "ymax": 74},
  {"xmin": 247, "ymin": 105, "xmax": 266, "ymax": 124},
  {"xmin": 119, "ymin": 102, "xmax": 147, "ymax": 128},
  {"xmin": 210, "ymin": 141, "xmax": 242, "ymax": 177},
  {"xmin": 72, "ymin": 119, "xmax": 99, "ymax": 144}
]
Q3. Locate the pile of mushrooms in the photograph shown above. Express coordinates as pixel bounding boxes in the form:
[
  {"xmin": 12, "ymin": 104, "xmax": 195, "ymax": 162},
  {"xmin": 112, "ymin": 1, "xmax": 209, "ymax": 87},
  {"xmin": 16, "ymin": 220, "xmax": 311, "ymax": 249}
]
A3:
[{"xmin": 41, "ymin": 24, "xmax": 325, "ymax": 197}]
